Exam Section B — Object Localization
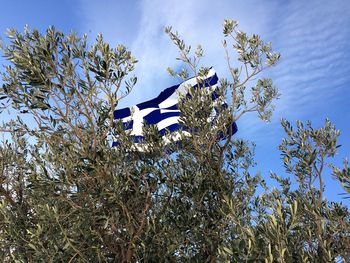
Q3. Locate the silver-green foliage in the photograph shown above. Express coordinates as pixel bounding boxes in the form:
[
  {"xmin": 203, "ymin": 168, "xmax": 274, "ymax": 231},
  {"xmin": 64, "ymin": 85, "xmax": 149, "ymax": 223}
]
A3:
[{"xmin": 0, "ymin": 20, "xmax": 349, "ymax": 262}]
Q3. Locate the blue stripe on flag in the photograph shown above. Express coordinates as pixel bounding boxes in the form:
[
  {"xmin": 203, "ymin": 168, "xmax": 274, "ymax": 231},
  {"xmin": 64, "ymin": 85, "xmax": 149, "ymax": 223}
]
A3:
[
  {"xmin": 164, "ymin": 105, "xmax": 178, "ymax": 110},
  {"xmin": 137, "ymin": 85, "xmax": 178, "ymax": 110},
  {"xmin": 122, "ymin": 120, "xmax": 133, "ymax": 130},
  {"xmin": 143, "ymin": 110, "xmax": 180, "ymax": 125},
  {"xmin": 158, "ymin": 123, "xmax": 182, "ymax": 136},
  {"xmin": 114, "ymin": 107, "xmax": 131, "ymax": 120}
]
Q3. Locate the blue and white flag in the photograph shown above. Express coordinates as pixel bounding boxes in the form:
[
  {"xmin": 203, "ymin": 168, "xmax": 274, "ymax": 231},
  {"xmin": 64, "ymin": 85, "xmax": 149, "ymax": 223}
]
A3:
[{"xmin": 113, "ymin": 68, "xmax": 237, "ymax": 149}]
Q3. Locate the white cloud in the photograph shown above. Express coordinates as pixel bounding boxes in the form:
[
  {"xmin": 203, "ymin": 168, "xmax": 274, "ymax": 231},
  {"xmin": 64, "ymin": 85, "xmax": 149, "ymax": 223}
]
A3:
[
  {"xmin": 78, "ymin": 0, "xmax": 350, "ymax": 136},
  {"xmin": 227, "ymin": 0, "xmax": 350, "ymax": 145},
  {"xmin": 98, "ymin": 0, "xmax": 272, "ymax": 107},
  {"xmin": 266, "ymin": 0, "xmax": 350, "ymax": 119},
  {"xmin": 76, "ymin": 0, "xmax": 350, "ymax": 203}
]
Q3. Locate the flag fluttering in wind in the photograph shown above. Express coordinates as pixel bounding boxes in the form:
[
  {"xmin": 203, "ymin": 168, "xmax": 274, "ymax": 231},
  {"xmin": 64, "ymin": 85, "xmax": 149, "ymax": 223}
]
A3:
[{"xmin": 113, "ymin": 68, "xmax": 237, "ymax": 149}]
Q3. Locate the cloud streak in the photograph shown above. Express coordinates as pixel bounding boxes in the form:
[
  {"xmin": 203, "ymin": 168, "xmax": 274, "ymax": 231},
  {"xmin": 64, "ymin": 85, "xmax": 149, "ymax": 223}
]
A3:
[
  {"xmin": 78, "ymin": 0, "xmax": 350, "ymax": 145},
  {"xmin": 128, "ymin": 0, "xmax": 272, "ymax": 107},
  {"xmin": 267, "ymin": 0, "xmax": 350, "ymax": 118},
  {"xmin": 76, "ymin": 0, "xmax": 350, "ymax": 202}
]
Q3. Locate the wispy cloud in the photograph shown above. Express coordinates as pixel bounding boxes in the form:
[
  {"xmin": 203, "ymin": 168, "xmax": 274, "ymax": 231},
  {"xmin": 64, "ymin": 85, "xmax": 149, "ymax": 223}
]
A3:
[
  {"xmin": 128, "ymin": 0, "xmax": 272, "ymax": 107},
  {"xmin": 78, "ymin": 0, "xmax": 273, "ymax": 106},
  {"xmin": 76, "ymin": 0, "xmax": 350, "ymax": 202},
  {"xmin": 78, "ymin": 0, "xmax": 350, "ymax": 137},
  {"xmin": 266, "ymin": 0, "xmax": 350, "ymax": 118},
  {"xmin": 235, "ymin": 0, "xmax": 350, "ymax": 145}
]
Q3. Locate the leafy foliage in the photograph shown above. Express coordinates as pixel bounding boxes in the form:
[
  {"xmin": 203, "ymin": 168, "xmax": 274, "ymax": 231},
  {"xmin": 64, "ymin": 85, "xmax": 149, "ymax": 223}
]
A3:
[{"xmin": 0, "ymin": 20, "xmax": 349, "ymax": 262}]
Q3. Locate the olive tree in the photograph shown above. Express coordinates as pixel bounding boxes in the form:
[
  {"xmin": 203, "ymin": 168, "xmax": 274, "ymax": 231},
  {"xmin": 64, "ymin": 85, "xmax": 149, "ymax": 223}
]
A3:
[{"xmin": 0, "ymin": 19, "xmax": 349, "ymax": 262}]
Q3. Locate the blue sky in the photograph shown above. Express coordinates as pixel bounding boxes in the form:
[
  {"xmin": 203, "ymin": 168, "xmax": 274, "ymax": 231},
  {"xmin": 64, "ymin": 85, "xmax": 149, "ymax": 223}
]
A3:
[{"xmin": 1, "ymin": 0, "xmax": 350, "ymax": 204}]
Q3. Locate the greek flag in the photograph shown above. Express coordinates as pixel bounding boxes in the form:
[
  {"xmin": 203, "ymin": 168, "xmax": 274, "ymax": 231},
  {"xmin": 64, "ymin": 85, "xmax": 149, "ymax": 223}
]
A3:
[{"xmin": 113, "ymin": 68, "xmax": 237, "ymax": 149}]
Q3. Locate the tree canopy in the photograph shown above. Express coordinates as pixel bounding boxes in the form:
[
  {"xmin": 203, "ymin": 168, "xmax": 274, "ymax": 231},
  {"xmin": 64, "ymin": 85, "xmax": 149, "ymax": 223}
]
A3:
[{"xmin": 0, "ymin": 19, "xmax": 349, "ymax": 262}]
